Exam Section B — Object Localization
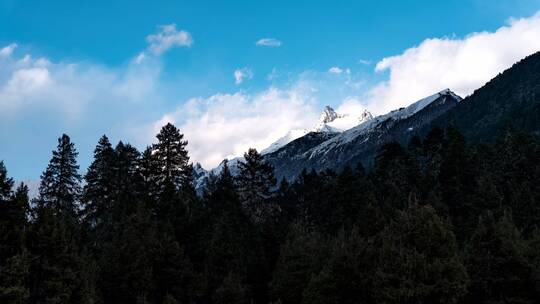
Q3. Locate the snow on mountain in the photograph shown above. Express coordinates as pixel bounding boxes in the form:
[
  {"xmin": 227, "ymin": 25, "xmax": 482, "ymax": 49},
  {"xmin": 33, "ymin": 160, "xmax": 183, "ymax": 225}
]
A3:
[
  {"xmin": 193, "ymin": 89, "xmax": 460, "ymax": 191},
  {"xmin": 264, "ymin": 89, "xmax": 462, "ymax": 182},
  {"xmin": 262, "ymin": 105, "xmax": 374, "ymax": 155},
  {"xmin": 261, "ymin": 129, "xmax": 310, "ymax": 154},
  {"xmin": 308, "ymin": 89, "xmax": 461, "ymax": 156},
  {"xmin": 314, "ymin": 106, "xmax": 373, "ymax": 133}
]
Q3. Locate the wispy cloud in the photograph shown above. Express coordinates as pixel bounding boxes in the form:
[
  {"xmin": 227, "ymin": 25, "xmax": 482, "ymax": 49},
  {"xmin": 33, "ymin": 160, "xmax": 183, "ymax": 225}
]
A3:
[
  {"xmin": 328, "ymin": 67, "xmax": 343, "ymax": 74},
  {"xmin": 256, "ymin": 38, "xmax": 282, "ymax": 47},
  {"xmin": 145, "ymin": 23, "xmax": 193, "ymax": 55},
  {"xmin": 234, "ymin": 68, "xmax": 253, "ymax": 85},
  {"xmin": 328, "ymin": 67, "xmax": 350, "ymax": 75},
  {"xmin": 358, "ymin": 59, "xmax": 371, "ymax": 65},
  {"xmin": 0, "ymin": 43, "xmax": 18, "ymax": 58}
]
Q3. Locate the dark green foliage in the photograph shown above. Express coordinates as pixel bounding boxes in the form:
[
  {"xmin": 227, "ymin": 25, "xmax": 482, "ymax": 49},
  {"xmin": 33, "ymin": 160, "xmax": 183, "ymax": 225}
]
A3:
[
  {"xmin": 373, "ymin": 205, "xmax": 469, "ymax": 304},
  {"xmin": 5, "ymin": 116, "xmax": 540, "ymax": 304},
  {"xmin": 237, "ymin": 148, "xmax": 277, "ymax": 224},
  {"xmin": 427, "ymin": 52, "xmax": 540, "ymax": 141},
  {"xmin": 153, "ymin": 122, "xmax": 190, "ymax": 191},
  {"xmin": 270, "ymin": 223, "xmax": 328, "ymax": 304},
  {"xmin": 301, "ymin": 228, "xmax": 376, "ymax": 304},
  {"xmin": 0, "ymin": 164, "xmax": 30, "ymax": 304},
  {"xmin": 466, "ymin": 211, "xmax": 535, "ymax": 304},
  {"xmin": 82, "ymin": 135, "xmax": 115, "ymax": 231},
  {"xmin": 38, "ymin": 134, "xmax": 81, "ymax": 216}
]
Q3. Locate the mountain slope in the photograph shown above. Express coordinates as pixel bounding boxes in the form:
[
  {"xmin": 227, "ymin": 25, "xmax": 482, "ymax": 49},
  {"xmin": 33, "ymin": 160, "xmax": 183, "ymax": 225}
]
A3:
[
  {"xmin": 424, "ymin": 52, "xmax": 540, "ymax": 140},
  {"xmin": 265, "ymin": 89, "xmax": 461, "ymax": 181}
]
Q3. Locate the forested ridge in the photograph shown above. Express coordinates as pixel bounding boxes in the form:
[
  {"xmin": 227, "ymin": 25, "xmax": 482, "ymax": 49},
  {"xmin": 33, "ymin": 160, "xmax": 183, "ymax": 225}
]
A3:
[{"xmin": 1, "ymin": 121, "xmax": 540, "ymax": 304}]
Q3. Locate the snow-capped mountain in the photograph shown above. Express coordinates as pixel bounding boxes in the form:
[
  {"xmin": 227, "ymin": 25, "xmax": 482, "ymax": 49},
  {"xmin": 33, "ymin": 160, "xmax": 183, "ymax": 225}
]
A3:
[
  {"xmin": 314, "ymin": 106, "xmax": 373, "ymax": 133},
  {"xmin": 261, "ymin": 129, "xmax": 311, "ymax": 155},
  {"xmin": 264, "ymin": 89, "xmax": 462, "ymax": 181},
  {"xmin": 193, "ymin": 89, "xmax": 461, "ymax": 191},
  {"xmin": 262, "ymin": 106, "xmax": 373, "ymax": 154}
]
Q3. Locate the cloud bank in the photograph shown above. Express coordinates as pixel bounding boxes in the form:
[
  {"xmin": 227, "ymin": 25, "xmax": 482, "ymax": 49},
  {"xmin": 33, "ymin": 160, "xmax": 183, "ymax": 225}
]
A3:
[
  {"xmin": 152, "ymin": 86, "xmax": 318, "ymax": 167},
  {"xmin": 367, "ymin": 12, "xmax": 540, "ymax": 113}
]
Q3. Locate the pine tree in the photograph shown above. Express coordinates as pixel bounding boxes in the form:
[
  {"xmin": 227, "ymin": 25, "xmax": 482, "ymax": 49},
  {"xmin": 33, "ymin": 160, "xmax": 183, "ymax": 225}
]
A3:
[
  {"xmin": 38, "ymin": 134, "xmax": 82, "ymax": 216},
  {"xmin": 373, "ymin": 205, "xmax": 469, "ymax": 304},
  {"xmin": 139, "ymin": 146, "xmax": 161, "ymax": 203},
  {"xmin": 301, "ymin": 227, "xmax": 378, "ymax": 304},
  {"xmin": 372, "ymin": 141, "xmax": 421, "ymax": 214},
  {"xmin": 0, "ymin": 164, "xmax": 30, "ymax": 304},
  {"xmin": 29, "ymin": 134, "xmax": 95, "ymax": 303},
  {"xmin": 438, "ymin": 126, "xmax": 479, "ymax": 239},
  {"xmin": 237, "ymin": 148, "xmax": 277, "ymax": 224},
  {"xmin": 0, "ymin": 161, "xmax": 13, "ymax": 201},
  {"xmin": 203, "ymin": 162, "xmax": 257, "ymax": 302},
  {"xmin": 466, "ymin": 211, "xmax": 535, "ymax": 304},
  {"xmin": 82, "ymin": 135, "xmax": 115, "ymax": 232},
  {"xmin": 153, "ymin": 123, "xmax": 190, "ymax": 191},
  {"xmin": 270, "ymin": 223, "xmax": 328, "ymax": 304},
  {"xmin": 112, "ymin": 142, "xmax": 142, "ymax": 217},
  {"xmin": 99, "ymin": 203, "xmax": 156, "ymax": 304}
]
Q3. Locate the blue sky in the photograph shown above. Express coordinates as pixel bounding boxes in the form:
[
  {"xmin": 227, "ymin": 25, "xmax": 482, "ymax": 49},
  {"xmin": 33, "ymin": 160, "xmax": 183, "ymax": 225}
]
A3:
[{"xmin": 1, "ymin": 0, "xmax": 540, "ymax": 183}]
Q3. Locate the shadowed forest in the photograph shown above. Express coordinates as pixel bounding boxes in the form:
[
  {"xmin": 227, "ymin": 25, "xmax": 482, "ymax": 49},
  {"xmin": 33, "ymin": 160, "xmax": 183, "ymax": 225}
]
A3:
[{"xmin": 1, "ymin": 122, "xmax": 540, "ymax": 304}]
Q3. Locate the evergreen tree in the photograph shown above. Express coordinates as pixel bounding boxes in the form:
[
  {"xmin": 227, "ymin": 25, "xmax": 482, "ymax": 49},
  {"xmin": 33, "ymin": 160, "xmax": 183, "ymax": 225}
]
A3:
[
  {"xmin": 0, "ymin": 161, "xmax": 13, "ymax": 201},
  {"xmin": 372, "ymin": 141, "xmax": 421, "ymax": 214},
  {"xmin": 0, "ymin": 164, "xmax": 30, "ymax": 304},
  {"xmin": 153, "ymin": 123, "xmax": 190, "ymax": 191},
  {"xmin": 111, "ymin": 142, "xmax": 142, "ymax": 217},
  {"xmin": 438, "ymin": 126, "xmax": 479, "ymax": 239},
  {"xmin": 99, "ymin": 203, "xmax": 156, "ymax": 304},
  {"xmin": 38, "ymin": 134, "xmax": 81, "ymax": 216},
  {"xmin": 373, "ymin": 205, "xmax": 469, "ymax": 304},
  {"xmin": 29, "ymin": 134, "xmax": 94, "ymax": 303},
  {"xmin": 270, "ymin": 223, "xmax": 328, "ymax": 304},
  {"xmin": 82, "ymin": 135, "xmax": 115, "ymax": 233},
  {"xmin": 203, "ymin": 162, "xmax": 258, "ymax": 303},
  {"xmin": 139, "ymin": 146, "xmax": 161, "ymax": 203},
  {"xmin": 466, "ymin": 211, "xmax": 535, "ymax": 304},
  {"xmin": 301, "ymin": 227, "xmax": 377, "ymax": 304},
  {"xmin": 236, "ymin": 148, "xmax": 277, "ymax": 224}
]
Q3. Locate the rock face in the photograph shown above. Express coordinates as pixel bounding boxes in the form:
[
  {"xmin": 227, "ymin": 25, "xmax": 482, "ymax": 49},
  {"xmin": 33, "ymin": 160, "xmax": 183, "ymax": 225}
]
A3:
[{"xmin": 264, "ymin": 89, "xmax": 462, "ymax": 182}]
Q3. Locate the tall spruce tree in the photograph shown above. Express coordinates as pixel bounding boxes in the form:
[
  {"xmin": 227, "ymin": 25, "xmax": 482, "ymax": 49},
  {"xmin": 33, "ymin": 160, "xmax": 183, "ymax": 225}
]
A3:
[
  {"xmin": 38, "ymin": 134, "xmax": 81, "ymax": 216},
  {"xmin": 373, "ymin": 204, "xmax": 469, "ymax": 304},
  {"xmin": 29, "ymin": 134, "xmax": 95, "ymax": 303},
  {"xmin": 82, "ymin": 135, "xmax": 115, "ymax": 232},
  {"xmin": 237, "ymin": 148, "xmax": 277, "ymax": 224},
  {"xmin": 466, "ymin": 211, "xmax": 535, "ymax": 304},
  {"xmin": 203, "ymin": 162, "xmax": 257, "ymax": 303},
  {"xmin": 0, "ymin": 164, "xmax": 30, "ymax": 303},
  {"xmin": 153, "ymin": 123, "xmax": 190, "ymax": 191}
]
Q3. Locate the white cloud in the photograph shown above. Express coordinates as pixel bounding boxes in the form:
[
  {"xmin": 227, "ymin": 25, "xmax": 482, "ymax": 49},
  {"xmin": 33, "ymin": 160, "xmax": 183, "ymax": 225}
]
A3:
[
  {"xmin": 152, "ymin": 86, "xmax": 318, "ymax": 168},
  {"xmin": 256, "ymin": 38, "xmax": 282, "ymax": 47},
  {"xmin": 0, "ymin": 43, "xmax": 18, "ymax": 58},
  {"xmin": 146, "ymin": 23, "xmax": 193, "ymax": 55},
  {"xmin": 234, "ymin": 67, "xmax": 253, "ymax": 85},
  {"xmin": 367, "ymin": 12, "xmax": 540, "ymax": 114},
  {"xmin": 336, "ymin": 96, "xmax": 368, "ymax": 116},
  {"xmin": 328, "ymin": 67, "xmax": 350, "ymax": 75},
  {"xmin": 358, "ymin": 59, "xmax": 371, "ymax": 65},
  {"xmin": 0, "ymin": 44, "xmax": 163, "ymax": 118},
  {"xmin": 267, "ymin": 67, "xmax": 279, "ymax": 80}
]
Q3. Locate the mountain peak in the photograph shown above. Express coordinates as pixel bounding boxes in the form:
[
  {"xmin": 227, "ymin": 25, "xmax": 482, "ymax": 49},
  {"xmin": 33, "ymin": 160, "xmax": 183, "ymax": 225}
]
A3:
[
  {"xmin": 319, "ymin": 106, "xmax": 340, "ymax": 124},
  {"xmin": 359, "ymin": 109, "xmax": 373, "ymax": 123}
]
